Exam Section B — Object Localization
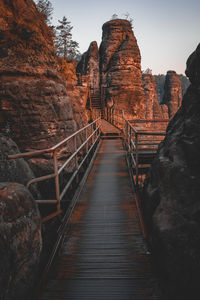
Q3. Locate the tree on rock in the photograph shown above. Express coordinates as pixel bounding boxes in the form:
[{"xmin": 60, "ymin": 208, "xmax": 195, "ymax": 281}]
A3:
[
  {"xmin": 143, "ymin": 68, "xmax": 152, "ymax": 75},
  {"xmin": 36, "ymin": 0, "xmax": 53, "ymax": 25},
  {"xmin": 55, "ymin": 16, "xmax": 80, "ymax": 60},
  {"xmin": 111, "ymin": 13, "xmax": 118, "ymax": 20}
]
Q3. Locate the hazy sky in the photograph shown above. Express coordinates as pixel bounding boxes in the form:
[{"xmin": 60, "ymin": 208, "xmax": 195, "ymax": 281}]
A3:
[{"xmin": 50, "ymin": 0, "xmax": 200, "ymax": 75}]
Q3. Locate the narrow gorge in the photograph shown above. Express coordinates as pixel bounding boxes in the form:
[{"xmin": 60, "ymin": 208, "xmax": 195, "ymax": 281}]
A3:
[{"xmin": 0, "ymin": 0, "xmax": 199, "ymax": 299}]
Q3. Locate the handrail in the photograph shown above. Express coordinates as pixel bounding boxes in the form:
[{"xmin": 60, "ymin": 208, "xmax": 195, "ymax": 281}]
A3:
[
  {"xmin": 8, "ymin": 117, "xmax": 101, "ymax": 222},
  {"xmin": 128, "ymin": 119, "xmax": 169, "ymax": 123},
  {"xmin": 8, "ymin": 118, "xmax": 100, "ymax": 159},
  {"xmin": 106, "ymin": 108, "xmax": 168, "ymax": 187}
]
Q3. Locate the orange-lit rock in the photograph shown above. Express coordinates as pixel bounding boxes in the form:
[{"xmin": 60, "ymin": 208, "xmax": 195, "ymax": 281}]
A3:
[
  {"xmin": 77, "ymin": 41, "xmax": 100, "ymax": 96},
  {"xmin": 0, "ymin": 0, "xmax": 87, "ymax": 152},
  {"xmin": 99, "ymin": 19, "xmax": 145, "ymax": 118},
  {"xmin": 142, "ymin": 73, "xmax": 166, "ymax": 119}
]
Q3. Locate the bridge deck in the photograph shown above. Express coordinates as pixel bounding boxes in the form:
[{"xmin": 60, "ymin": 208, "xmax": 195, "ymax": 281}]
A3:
[
  {"xmin": 100, "ymin": 119, "xmax": 121, "ymax": 135},
  {"xmin": 41, "ymin": 139, "xmax": 161, "ymax": 300}
]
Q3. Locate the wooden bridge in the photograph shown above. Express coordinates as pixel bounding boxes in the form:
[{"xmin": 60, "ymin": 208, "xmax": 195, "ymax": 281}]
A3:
[{"xmin": 8, "ymin": 111, "xmax": 168, "ymax": 300}]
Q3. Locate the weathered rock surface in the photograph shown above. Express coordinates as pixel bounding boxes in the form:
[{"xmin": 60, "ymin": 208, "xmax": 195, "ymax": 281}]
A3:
[
  {"xmin": 142, "ymin": 74, "xmax": 166, "ymax": 119},
  {"xmin": 143, "ymin": 43, "xmax": 200, "ymax": 298},
  {"xmin": 160, "ymin": 104, "xmax": 169, "ymax": 119},
  {"xmin": 0, "ymin": 134, "xmax": 40, "ymax": 199},
  {"xmin": 99, "ymin": 19, "xmax": 145, "ymax": 118},
  {"xmin": 0, "ymin": 0, "xmax": 87, "ymax": 152},
  {"xmin": 0, "ymin": 182, "xmax": 42, "ymax": 300},
  {"xmin": 161, "ymin": 70, "xmax": 182, "ymax": 118},
  {"xmin": 77, "ymin": 41, "xmax": 100, "ymax": 95}
]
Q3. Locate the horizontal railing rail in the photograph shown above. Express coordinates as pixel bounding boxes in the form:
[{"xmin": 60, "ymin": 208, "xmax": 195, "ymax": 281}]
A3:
[
  {"xmin": 8, "ymin": 117, "xmax": 101, "ymax": 222},
  {"xmin": 122, "ymin": 114, "xmax": 167, "ymax": 187},
  {"xmin": 105, "ymin": 108, "xmax": 168, "ymax": 187}
]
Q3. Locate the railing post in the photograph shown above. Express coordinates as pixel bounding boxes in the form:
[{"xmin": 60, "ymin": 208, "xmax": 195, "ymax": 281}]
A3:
[
  {"xmin": 85, "ymin": 127, "xmax": 88, "ymax": 153},
  {"xmin": 74, "ymin": 135, "xmax": 78, "ymax": 169},
  {"xmin": 99, "ymin": 118, "xmax": 101, "ymax": 138},
  {"xmin": 111, "ymin": 108, "xmax": 113, "ymax": 124},
  {"xmin": 126, "ymin": 122, "xmax": 128, "ymax": 149},
  {"xmin": 129, "ymin": 126, "xmax": 132, "ymax": 152},
  {"xmin": 135, "ymin": 133, "xmax": 139, "ymax": 187},
  {"xmin": 53, "ymin": 150, "xmax": 60, "ymax": 210}
]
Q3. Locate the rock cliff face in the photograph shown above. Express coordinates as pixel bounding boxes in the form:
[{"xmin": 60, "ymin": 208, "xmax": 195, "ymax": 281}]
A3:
[
  {"xmin": 161, "ymin": 70, "xmax": 182, "ymax": 118},
  {"xmin": 142, "ymin": 74, "xmax": 166, "ymax": 119},
  {"xmin": 143, "ymin": 43, "xmax": 200, "ymax": 298},
  {"xmin": 99, "ymin": 19, "xmax": 145, "ymax": 118},
  {"xmin": 0, "ymin": 182, "xmax": 42, "ymax": 300},
  {"xmin": 76, "ymin": 41, "xmax": 100, "ymax": 96},
  {"xmin": 0, "ymin": 0, "xmax": 87, "ymax": 152}
]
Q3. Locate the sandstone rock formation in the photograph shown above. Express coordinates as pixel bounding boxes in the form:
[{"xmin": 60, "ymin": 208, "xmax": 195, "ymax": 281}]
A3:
[
  {"xmin": 99, "ymin": 19, "xmax": 145, "ymax": 118},
  {"xmin": 143, "ymin": 43, "xmax": 200, "ymax": 298},
  {"xmin": 142, "ymin": 73, "xmax": 166, "ymax": 119},
  {"xmin": 77, "ymin": 19, "xmax": 145, "ymax": 118},
  {"xmin": 0, "ymin": 182, "xmax": 42, "ymax": 300},
  {"xmin": 161, "ymin": 70, "xmax": 182, "ymax": 118},
  {"xmin": 0, "ymin": 134, "xmax": 40, "ymax": 199},
  {"xmin": 0, "ymin": 0, "xmax": 87, "ymax": 152},
  {"xmin": 160, "ymin": 104, "xmax": 169, "ymax": 119},
  {"xmin": 77, "ymin": 41, "xmax": 100, "ymax": 96}
]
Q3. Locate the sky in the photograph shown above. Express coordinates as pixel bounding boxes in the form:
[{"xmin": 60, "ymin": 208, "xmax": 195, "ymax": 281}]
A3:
[{"xmin": 50, "ymin": 0, "xmax": 200, "ymax": 75}]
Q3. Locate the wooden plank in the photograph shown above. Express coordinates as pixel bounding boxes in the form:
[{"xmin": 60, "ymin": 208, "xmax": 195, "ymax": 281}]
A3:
[{"xmin": 40, "ymin": 139, "xmax": 162, "ymax": 300}]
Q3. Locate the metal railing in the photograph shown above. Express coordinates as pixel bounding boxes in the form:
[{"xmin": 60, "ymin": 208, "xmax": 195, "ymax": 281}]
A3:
[
  {"xmin": 8, "ymin": 117, "xmax": 101, "ymax": 222},
  {"xmin": 105, "ymin": 108, "xmax": 168, "ymax": 187},
  {"xmin": 123, "ymin": 115, "xmax": 168, "ymax": 187},
  {"xmin": 104, "ymin": 107, "xmax": 124, "ymax": 128}
]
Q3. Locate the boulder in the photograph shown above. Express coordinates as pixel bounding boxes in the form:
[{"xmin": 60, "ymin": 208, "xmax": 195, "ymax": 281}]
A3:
[
  {"xmin": 0, "ymin": 182, "xmax": 42, "ymax": 300},
  {"xmin": 0, "ymin": 134, "xmax": 40, "ymax": 199},
  {"xmin": 143, "ymin": 43, "xmax": 200, "ymax": 298}
]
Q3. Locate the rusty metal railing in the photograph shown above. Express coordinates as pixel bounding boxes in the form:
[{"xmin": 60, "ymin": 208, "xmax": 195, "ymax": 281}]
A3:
[
  {"xmin": 104, "ymin": 107, "xmax": 124, "ymax": 128},
  {"xmin": 122, "ymin": 114, "xmax": 168, "ymax": 187},
  {"xmin": 106, "ymin": 108, "xmax": 168, "ymax": 186},
  {"xmin": 8, "ymin": 117, "xmax": 101, "ymax": 222}
]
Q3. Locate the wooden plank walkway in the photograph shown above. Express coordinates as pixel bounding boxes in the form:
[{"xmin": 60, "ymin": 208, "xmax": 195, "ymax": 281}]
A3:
[
  {"xmin": 101, "ymin": 119, "xmax": 121, "ymax": 135},
  {"xmin": 40, "ymin": 138, "xmax": 161, "ymax": 300}
]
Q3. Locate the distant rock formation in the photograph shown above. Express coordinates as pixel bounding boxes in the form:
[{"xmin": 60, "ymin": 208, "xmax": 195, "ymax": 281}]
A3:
[
  {"xmin": 99, "ymin": 19, "xmax": 145, "ymax": 118},
  {"xmin": 77, "ymin": 41, "xmax": 100, "ymax": 96},
  {"xmin": 0, "ymin": 182, "xmax": 42, "ymax": 300},
  {"xmin": 161, "ymin": 71, "xmax": 182, "ymax": 118},
  {"xmin": 77, "ymin": 19, "xmax": 145, "ymax": 119},
  {"xmin": 142, "ymin": 74, "xmax": 166, "ymax": 119},
  {"xmin": 143, "ymin": 43, "xmax": 200, "ymax": 298},
  {"xmin": 155, "ymin": 74, "xmax": 190, "ymax": 104},
  {"xmin": 0, "ymin": 0, "xmax": 87, "ymax": 152}
]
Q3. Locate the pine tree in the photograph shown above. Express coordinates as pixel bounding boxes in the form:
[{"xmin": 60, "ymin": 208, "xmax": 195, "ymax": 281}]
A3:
[
  {"xmin": 36, "ymin": 0, "xmax": 53, "ymax": 25},
  {"xmin": 55, "ymin": 16, "xmax": 80, "ymax": 60}
]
